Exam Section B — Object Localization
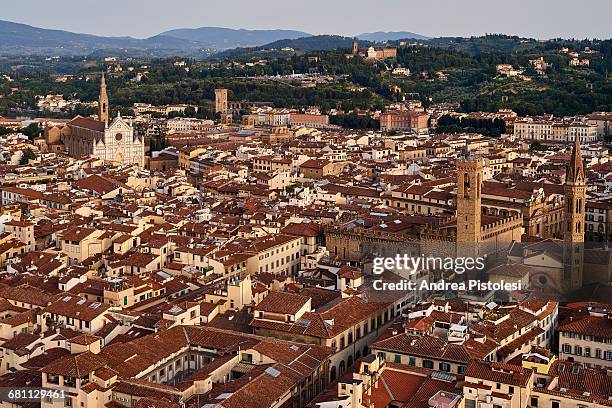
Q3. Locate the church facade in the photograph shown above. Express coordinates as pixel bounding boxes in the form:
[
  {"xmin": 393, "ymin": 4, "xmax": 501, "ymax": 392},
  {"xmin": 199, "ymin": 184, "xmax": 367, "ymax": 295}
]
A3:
[{"xmin": 45, "ymin": 74, "xmax": 145, "ymax": 167}]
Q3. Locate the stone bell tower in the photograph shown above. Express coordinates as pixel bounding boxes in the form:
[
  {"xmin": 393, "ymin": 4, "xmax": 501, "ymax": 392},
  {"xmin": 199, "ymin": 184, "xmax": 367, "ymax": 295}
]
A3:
[
  {"xmin": 562, "ymin": 135, "xmax": 586, "ymax": 293},
  {"xmin": 99, "ymin": 73, "xmax": 109, "ymax": 126}
]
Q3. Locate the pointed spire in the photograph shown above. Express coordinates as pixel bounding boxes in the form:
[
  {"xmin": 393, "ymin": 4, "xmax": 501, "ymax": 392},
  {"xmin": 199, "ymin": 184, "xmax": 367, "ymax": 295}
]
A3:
[
  {"xmin": 567, "ymin": 136, "xmax": 584, "ymax": 183},
  {"xmin": 99, "ymin": 72, "xmax": 109, "ymax": 126}
]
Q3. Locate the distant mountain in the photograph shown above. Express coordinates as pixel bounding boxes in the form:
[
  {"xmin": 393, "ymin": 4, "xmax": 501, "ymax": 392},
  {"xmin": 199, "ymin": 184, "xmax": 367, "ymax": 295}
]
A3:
[
  {"xmin": 0, "ymin": 19, "xmax": 207, "ymax": 56},
  {"xmin": 0, "ymin": 20, "xmax": 310, "ymax": 57},
  {"xmin": 160, "ymin": 27, "xmax": 311, "ymax": 49},
  {"xmin": 358, "ymin": 31, "xmax": 430, "ymax": 42},
  {"xmin": 0, "ymin": 19, "xmax": 428, "ymax": 58}
]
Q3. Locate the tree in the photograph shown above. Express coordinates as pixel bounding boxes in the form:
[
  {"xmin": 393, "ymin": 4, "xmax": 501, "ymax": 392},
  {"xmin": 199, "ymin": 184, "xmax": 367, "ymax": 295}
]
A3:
[
  {"xmin": 149, "ymin": 131, "xmax": 168, "ymax": 153},
  {"xmin": 529, "ymin": 141, "xmax": 545, "ymax": 151},
  {"xmin": 183, "ymin": 106, "xmax": 196, "ymax": 117},
  {"xmin": 19, "ymin": 148, "xmax": 37, "ymax": 165},
  {"xmin": 20, "ymin": 123, "xmax": 42, "ymax": 141},
  {"xmin": 0, "ymin": 127, "xmax": 12, "ymax": 137}
]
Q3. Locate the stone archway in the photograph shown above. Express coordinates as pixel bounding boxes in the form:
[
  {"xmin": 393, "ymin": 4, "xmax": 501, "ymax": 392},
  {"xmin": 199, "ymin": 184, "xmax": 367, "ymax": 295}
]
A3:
[{"xmin": 330, "ymin": 366, "xmax": 337, "ymax": 382}]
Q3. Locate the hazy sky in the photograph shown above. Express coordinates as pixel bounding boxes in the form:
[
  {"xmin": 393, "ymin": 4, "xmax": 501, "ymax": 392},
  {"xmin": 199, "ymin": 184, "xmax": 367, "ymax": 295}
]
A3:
[{"xmin": 4, "ymin": 0, "xmax": 611, "ymax": 39}]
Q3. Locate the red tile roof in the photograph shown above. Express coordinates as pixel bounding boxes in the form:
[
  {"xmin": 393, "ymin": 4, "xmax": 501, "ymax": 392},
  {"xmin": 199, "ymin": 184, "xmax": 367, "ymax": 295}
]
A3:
[{"xmin": 68, "ymin": 117, "xmax": 105, "ymax": 132}]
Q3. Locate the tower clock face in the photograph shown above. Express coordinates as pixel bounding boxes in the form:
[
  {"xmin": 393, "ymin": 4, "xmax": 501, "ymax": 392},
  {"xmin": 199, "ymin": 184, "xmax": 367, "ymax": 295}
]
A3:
[{"xmin": 115, "ymin": 133, "xmax": 123, "ymax": 141}]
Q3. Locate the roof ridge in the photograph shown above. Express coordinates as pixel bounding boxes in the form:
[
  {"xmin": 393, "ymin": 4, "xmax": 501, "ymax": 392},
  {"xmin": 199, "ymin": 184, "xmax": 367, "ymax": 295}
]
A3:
[{"xmin": 380, "ymin": 374, "xmax": 396, "ymax": 401}]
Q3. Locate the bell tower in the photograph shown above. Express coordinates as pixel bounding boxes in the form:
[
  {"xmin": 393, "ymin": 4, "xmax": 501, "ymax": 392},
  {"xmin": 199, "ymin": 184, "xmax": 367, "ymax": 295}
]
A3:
[
  {"xmin": 562, "ymin": 135, "xmax": 586, "ymax": 293},
  {"xmin": 214, "ymin": 88, "xmax": 228, "ymax": 114},
  {"xmin": 456, "ymin": 157, "xmax": 483, "ymax": 258},
  {"xmin": 352, "ymin": 38, "xmax": 359, "ymax": 55},
  {"xmin": 99, "ymin": 73, "xmax": 109, "ymax": 126}
]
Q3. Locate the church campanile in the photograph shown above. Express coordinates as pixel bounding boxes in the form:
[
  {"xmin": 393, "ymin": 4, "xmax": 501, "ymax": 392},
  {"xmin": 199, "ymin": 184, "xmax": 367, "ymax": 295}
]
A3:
[
  {"xmin": 563, "ymin": 135, "xmax": 586, "ymax": 293},
  {"xmin": 99, "ymin": 73, "xmax": 109, "ymax": 126}
]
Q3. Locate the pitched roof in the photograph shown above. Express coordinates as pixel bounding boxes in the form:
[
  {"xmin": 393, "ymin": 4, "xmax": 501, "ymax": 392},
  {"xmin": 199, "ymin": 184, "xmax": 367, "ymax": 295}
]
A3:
[
  {"xmin": 466, "ymin": 360, "xmax": 532, "ymax": 387},
  {"xmin": 42, "ymin": 351, "xmax": 107, "ymax": 377},
  {"xmin": 251, "ymin": 296, "xmax": 389, "ymax": 339},
  {"xmin": 68, "ymin": 117, "xmax": 105, "ymax": 132},
  {"xmin": 558, "ymin": 315, "xmax": 612, "ymax": 338},
  {"xmin": 254, "ymin": 291, "xmax": 310, "ymax": 315}
]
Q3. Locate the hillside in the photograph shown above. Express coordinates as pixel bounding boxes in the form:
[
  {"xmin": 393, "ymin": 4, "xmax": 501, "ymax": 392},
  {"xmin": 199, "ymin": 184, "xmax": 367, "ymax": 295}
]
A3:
[
  {"xmin": 428, "ymin": 35, "xmax": 541, "ymax": 55},
  {"xmin": 263, "ymin": 35, "xmax": 357, "ymax": 51},
  {"xmin": 211, "ymin": 35, "xmax": 362, "ymax": 60}
]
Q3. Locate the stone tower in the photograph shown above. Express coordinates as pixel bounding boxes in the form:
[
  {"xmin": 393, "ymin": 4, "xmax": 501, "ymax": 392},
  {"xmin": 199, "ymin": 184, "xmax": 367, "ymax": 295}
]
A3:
[
  {"xmin": 562, "ymin": 135, "xmax": 586, "ymax": 293},
  {"xmin": 214, "ymin": 88, "xmax": 228, "ymax": 114},
  {"xmin": 456, "ymin": 157, "xmax": 483, "ymax": 258},
  {"xmin": 99, "ymin": 73, "xmax": 109, "ymax": 126},
  {"xmin": 352, "ymin": 38, "xmax": 359, "ymax": 55}
]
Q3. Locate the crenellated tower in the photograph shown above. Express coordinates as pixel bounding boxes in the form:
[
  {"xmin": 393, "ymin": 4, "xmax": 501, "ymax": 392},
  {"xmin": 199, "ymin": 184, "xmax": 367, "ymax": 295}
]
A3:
[{"xmin": 456, "ymin": 157, "xmax": 483, "ymax": 259}]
